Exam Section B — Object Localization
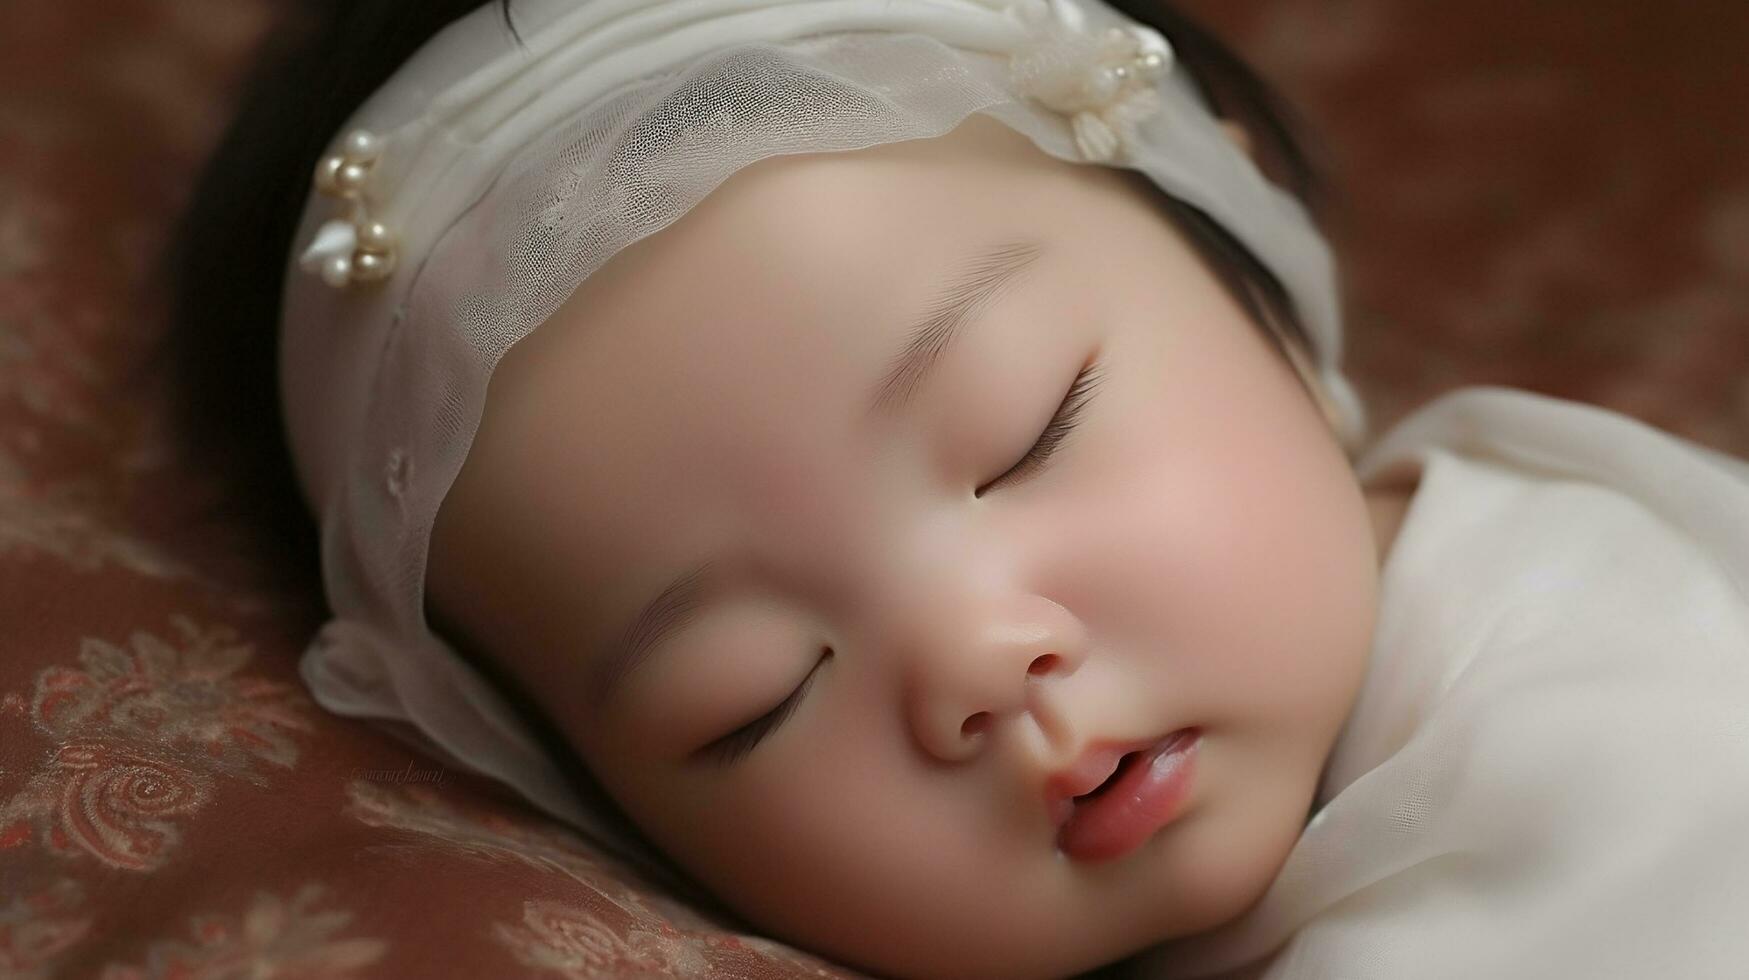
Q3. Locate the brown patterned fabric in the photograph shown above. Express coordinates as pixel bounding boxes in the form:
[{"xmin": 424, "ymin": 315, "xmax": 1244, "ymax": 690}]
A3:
[{"xmin": 1, "ymin": 1, "xmax": 1743, "ymax": 977}]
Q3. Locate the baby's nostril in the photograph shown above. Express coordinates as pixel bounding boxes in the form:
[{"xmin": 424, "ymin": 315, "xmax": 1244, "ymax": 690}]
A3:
[
  {"xmin": 961, "ymin": 712, "xmax": 991, "ymax": 738},
  {"xmin": 1028, "ymin": 654, "xmax": 1059, "ymax": 675}
]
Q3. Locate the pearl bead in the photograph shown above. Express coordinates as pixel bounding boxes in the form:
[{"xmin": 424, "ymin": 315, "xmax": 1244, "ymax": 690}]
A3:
[
  {"xmin": 343, "ymin": 129, "xmax": 380, "ymax": 163},
  {"xmin": 321, "ymin": 253, "xmax": 352, "ymax": 288},
  {"xmin": 353, "ymin": 249, "xmax": 394, "ymax": 281},
  {"xmin": 334, "ymin": 161, "xmax": 371, "ymax": 195},
  {"xmin": 314, "ymin": 155, "xmax": 344, "ymax": 195},
  {"xmin": 357, "ymin": 220, "xmax": 395, "ymax": 252}
]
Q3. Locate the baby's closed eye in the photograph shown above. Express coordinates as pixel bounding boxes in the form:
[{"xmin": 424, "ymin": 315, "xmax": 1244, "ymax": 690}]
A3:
[
  {"xmin": 975, "ymin": 356, "xmax": 1107, "ymax": 498},
  {"xmin": 694, "ymin": 647, "xmax": 832, "ymax": 766}
]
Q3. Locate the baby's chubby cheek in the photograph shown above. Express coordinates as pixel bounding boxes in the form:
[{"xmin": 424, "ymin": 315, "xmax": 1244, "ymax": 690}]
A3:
[
  {"xmin": 591, "ymin": 729, "xmax": 999, "ymax": 957},
  {"xmin": 578, "ymin": 714, "xmax": 1085, "ymax": 978}
]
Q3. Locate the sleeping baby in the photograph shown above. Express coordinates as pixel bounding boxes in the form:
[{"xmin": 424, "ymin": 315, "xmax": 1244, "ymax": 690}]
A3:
[{"xmin": 183, "ymin": 0, "xmax": 1749, "ymax": 976}]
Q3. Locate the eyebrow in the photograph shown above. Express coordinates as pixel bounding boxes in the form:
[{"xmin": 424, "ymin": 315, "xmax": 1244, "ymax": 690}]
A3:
[
  {"xmin": 866, "ymin": 238, "xmax": 1046, "ymax": 420},
  {"xmin": 586, "ymin": 238, "xmax": 1048, "ymax": 709}
]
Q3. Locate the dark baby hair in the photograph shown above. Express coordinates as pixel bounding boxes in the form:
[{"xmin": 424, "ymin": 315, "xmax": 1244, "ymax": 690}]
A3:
[{"xmin": 154, "ymin": 0, "xmax": 1338, "ymax": 921}]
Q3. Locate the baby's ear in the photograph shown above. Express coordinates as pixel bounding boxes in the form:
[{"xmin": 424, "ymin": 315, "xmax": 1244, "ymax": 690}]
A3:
[{"xmin": 1217, "ymin": 118, "xmax": 1255, "ymax": 161}]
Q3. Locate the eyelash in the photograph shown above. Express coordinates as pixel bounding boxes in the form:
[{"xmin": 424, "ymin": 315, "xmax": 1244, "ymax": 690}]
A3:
[
  {"xmin": 699, "ymin": 650, "xmax": 831, "ymax": 766},
  {"xmin": 697, "ymin": 357, "xmax": 1106, "ymax": 766},
  {"xmin": 976, "ymin": 357, "xmax": 1105, "ymax": 497}
]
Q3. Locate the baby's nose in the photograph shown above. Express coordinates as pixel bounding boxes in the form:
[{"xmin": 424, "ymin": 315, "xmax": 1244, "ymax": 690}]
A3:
[{"xmin": 906, "ymin": 597, "xmax": 1086, "ymax": 763}]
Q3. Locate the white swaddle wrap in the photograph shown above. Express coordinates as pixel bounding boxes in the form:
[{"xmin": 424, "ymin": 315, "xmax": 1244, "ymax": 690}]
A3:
[{"xmin": 1131, "ymin": 384, "xmax": 1749, "ymax": 980}]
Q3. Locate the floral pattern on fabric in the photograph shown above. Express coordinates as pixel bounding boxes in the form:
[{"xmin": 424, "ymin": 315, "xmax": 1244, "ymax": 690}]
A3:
[
  {"xmin": 0, "ymin": 878, "xmax": 93, "ymax": 980},
  {"xmin": 0, "ymin": 741, "xmax": 212, "ymax": 872},
  {"xmin": 494, "ymin": 898, "xmax": 711, "ymax": 977},
  {"xmin": 0, "ymin": 616, "xmax": 315, "ymax": 870},
  {"xmin": 348, "ymin": 780, "xmax": 623, "ymax": 881},
  {"xmin": 346, "ymin": 780, "xmax": 853, "ymax": 977},
  {"xmin": 0, "ymin": 473, "xmax": 202, "ymax": 580},
  {"xmin": 493, "ymin": 899, "xmax": 846, "ymax": 979},
  {"xmin": 344, "ymin": 779, "xmax": 706, "ymax": 929},
  {"xmin": 94, "ymin": 883, "xmax": 387, "ymax": 979}
]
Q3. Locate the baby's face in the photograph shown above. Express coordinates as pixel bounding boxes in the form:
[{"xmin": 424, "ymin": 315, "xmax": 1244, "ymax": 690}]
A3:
[{"xmin": 427, "ymin": 113, "xmax": 1382, "ymax": 979}]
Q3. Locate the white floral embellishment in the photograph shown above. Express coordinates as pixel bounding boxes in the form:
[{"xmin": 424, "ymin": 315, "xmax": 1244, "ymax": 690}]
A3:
[{"xmin": 1004, "ymin": 0, "xmax": 1174, "ymax": 163}]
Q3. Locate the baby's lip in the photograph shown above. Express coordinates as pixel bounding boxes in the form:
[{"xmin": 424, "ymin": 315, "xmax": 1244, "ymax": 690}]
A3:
[{"xmin": 1043, "ymin": 731, "xmax": 1181, "ymax": 829}]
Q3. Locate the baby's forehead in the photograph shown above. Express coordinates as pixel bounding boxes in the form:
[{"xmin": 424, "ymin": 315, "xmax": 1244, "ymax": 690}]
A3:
[
  {"xmin": 564, "ymin": 116, "xmax": 1155, "ymax": 375},
  {"xmin": 471, "ymin": 116, "xmax": 1187, "ymax": 547},
  {"xmin": 599, "ymin": 116, "xmax": 1133, "ymax": 299},
  {"xmin": 494, "ymin": 128, "xmax": 1196, "ymax": 494}
]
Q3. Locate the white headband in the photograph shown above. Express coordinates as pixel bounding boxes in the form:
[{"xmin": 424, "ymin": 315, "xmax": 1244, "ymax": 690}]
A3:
[{"xmin": 278, "ymin": 0, "xmax": 1366, "ymax": 866}]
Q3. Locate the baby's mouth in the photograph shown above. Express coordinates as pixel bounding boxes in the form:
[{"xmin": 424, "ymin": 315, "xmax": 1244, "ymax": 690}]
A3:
[
  {"xmin": 1044, "ymin": 730, "xmax": 1182, "ymax": 828},
  {"xmin": 1074, "ymin": 751, "xmax": 1141, "ymax": 802},
  {"xmin": 1057, "ymin": 729, "xmax": 1200, "ymax": 862}
]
